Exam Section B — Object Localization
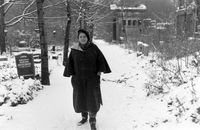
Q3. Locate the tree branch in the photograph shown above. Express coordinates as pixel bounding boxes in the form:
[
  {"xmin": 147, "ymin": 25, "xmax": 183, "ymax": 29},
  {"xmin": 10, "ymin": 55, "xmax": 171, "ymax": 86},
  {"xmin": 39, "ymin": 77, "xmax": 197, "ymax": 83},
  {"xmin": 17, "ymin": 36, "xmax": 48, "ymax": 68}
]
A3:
[
  {"xmin": 25, "ymin": 16, "xmax": 68, "ymax": 19},
  {"xmin": 6, "ymin": 0, "xmax": 66, "ymax": 26},
  {"xmin": 90, "ymin": 11, "xmax": 113, "ymax": 24},
  {"xmin": 0, "ymin": 1, "xmax": 10, "ymax": 8},
  {"xmin": 4, "ymin": 2, "xmax": 15, "ymax": 14},
  {"xmin": 6, "ymin": 0, "xmax": 35, "ymax": 27}
]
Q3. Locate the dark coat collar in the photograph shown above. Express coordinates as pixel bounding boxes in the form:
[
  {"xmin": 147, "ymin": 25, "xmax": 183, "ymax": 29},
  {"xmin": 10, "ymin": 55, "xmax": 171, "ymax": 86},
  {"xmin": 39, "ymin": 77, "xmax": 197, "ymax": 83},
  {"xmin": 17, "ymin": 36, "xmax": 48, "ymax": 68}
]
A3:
[
  {"xmin": 71, "ymin": 42, "xmax": 93, "ymax": 51},
  {"xmin": 71, "ymin": 42, "xmax": 83, "ymax": 51}
]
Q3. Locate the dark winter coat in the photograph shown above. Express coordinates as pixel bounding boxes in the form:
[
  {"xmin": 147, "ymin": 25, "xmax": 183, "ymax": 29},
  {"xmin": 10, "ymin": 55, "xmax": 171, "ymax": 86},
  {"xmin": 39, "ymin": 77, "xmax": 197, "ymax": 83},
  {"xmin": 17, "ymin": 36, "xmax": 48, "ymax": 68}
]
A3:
[{"xmin": 63, "ymin": 42, "xmax": 111, "ymax": 113}]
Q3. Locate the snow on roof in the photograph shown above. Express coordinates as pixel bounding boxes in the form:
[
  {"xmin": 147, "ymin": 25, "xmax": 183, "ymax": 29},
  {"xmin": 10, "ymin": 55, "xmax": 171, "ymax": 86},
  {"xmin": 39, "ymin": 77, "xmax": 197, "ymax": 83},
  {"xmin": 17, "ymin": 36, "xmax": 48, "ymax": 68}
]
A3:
[
  {"xmin": 13, "ymin": 51, "xmax": 33, "ymax": 56},
  {"xmin": 156, "ymin": 26, "xmax": 166, "ymax": 30},
  {"xmin": 137, "ymin": 41, "xmax": 149, "ymax": 47},
  {"xmin": 110, "ymin": 4, "xmax": 147, "ymax": 10},
  {"xmin": 19, "ymin": 41, "xmax": 27, "ymax": 44}
]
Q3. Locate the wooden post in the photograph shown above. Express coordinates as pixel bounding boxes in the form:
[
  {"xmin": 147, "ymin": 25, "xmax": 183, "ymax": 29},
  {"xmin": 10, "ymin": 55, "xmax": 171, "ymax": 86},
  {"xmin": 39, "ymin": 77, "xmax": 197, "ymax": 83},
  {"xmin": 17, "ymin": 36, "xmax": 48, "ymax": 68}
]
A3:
[{"xmin": 113, "ymin": 18, "xmax": 117, "ymax": 42}]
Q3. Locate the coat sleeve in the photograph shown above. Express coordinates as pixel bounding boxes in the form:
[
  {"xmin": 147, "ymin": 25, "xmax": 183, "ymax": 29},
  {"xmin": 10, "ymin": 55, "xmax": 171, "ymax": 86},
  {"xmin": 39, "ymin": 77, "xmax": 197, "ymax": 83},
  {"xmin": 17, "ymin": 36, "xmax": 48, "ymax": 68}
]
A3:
[
  {"xmin": 63, "ymin": 51, "xmax": 75, "ymax": 77},
  {"xmin": 96, "ymin": 46, "xmax": 111, "ymax": 74}
]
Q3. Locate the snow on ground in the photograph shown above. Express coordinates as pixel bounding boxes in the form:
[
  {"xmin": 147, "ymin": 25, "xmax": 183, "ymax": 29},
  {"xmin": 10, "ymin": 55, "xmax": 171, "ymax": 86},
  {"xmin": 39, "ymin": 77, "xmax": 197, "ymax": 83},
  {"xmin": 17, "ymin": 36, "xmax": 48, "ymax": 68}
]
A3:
[{"xmin": 0, "ymin": 39, "xmax": 200, "ymax": 130}]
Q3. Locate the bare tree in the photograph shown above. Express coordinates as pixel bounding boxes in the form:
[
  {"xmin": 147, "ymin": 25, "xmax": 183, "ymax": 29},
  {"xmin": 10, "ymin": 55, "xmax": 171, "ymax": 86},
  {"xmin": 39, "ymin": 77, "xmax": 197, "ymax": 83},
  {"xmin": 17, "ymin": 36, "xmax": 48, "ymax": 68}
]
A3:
[
  {"xmin": 0, "ymin": 0, "xmax": 6, "ymax": 54},
  {"xmin": 0, "ymin": 0, "xmax": 34, "ymax": 54},
  {"xmin": 195, "ymin": 0, "xmax": 200, "ymax": 26},
  {"xmin": 36, "ymin": 0, "xmax": 50, "ymax": 85},
  {"xmin": 72, "ymin": 0, "xmax": 113, "ymax": 41}
]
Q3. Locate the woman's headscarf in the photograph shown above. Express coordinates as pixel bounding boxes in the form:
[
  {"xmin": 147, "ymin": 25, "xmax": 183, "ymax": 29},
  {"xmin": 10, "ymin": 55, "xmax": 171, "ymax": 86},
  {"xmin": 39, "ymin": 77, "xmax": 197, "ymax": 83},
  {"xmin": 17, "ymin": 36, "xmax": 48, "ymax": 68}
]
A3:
[{"xmin": 78, "ymin": 29, "xmax": 90, "ymax": 42}]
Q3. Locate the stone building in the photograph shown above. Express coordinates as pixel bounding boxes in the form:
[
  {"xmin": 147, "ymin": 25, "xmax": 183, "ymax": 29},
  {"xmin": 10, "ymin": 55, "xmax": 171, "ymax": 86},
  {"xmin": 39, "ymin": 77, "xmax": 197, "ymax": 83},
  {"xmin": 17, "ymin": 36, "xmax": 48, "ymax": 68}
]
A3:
[{"xmin": 110, "ymin": 4, "xmax": 147, "ymax": 43}]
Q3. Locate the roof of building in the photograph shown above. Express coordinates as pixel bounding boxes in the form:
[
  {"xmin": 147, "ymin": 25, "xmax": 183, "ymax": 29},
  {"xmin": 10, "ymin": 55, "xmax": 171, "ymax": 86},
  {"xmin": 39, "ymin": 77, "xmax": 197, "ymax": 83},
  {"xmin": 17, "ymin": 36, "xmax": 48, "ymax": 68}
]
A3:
[{"xmin": 110, "ymin": 4, "xmax": 147, "ymax": 11}]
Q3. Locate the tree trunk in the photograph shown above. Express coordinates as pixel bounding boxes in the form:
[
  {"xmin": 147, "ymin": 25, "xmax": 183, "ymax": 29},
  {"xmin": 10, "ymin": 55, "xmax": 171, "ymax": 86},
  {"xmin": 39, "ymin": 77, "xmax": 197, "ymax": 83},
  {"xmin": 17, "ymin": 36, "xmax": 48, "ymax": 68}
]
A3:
[
  {"xmin": 36, "ymin": 0, "xmax": 50, "ymax": 85},
  {"xmin": 0, "ymin": 0, "xmax": 6, "ymax": 54},
  {"xmin": 196, "ymin": 0, "xmax": 200, "ymax": 26},
  {"xmin": 83, "ymin": 1, "xmax": 94, "ymax": 42},
  {"xmin": 78, "ymin": 1, "xmax": 95, "ymax": 42},
  {"xmin": 79, "ymin": 0, "xmax": 87, "ymax": 30},
  {"xmin": 63, "ymin": 0, "xmax": 71, "ymax": 66},
  {"xmin": 87, "ymin": 23, "xmax": 94, "ymax": 42}
]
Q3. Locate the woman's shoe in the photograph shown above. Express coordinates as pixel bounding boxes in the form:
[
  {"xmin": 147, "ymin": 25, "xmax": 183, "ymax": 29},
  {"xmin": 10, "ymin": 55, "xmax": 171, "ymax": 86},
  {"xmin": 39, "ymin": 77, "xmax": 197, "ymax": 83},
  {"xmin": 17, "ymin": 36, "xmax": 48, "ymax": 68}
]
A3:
[
  {"xmin": 90, "ymin": 122, "xmax": 97, "ymax": 130},
  {"xmin": 77, "ymin": 118, "xmax": 87, "ymax": 126}
]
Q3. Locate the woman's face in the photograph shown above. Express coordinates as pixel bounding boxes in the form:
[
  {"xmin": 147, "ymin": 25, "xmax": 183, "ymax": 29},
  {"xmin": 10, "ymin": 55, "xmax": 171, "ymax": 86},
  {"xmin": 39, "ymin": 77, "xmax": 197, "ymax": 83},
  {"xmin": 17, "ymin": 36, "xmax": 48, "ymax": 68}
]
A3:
[{"xmin": 78, "ymin": 33, "xmax": 88, "ymax": 44}]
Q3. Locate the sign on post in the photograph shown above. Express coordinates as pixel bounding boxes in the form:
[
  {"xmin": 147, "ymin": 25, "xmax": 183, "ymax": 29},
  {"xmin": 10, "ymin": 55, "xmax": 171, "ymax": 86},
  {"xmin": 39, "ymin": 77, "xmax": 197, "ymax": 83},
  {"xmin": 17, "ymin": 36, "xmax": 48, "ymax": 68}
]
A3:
[{"xmin": 15, "ymin": 53, "xmax": 35, "ymax": 79}]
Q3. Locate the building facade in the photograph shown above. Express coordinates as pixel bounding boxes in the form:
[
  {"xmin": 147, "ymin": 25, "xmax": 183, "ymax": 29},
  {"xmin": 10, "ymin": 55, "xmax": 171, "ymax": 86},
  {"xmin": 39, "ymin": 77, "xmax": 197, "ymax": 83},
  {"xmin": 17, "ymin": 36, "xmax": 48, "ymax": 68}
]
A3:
[{"xmin": 110, "ymin": 4, "xmax": 147, "ymax": 43}]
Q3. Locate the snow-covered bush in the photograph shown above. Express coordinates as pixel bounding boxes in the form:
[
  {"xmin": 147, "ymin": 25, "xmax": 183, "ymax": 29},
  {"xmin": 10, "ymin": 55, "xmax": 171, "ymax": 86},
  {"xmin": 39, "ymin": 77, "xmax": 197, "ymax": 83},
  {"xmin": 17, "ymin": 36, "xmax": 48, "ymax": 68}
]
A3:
[
  {"xmin": 145, "ymin": 59, "xmax": 178, "ymax": 96},
  {"xmin": 0, "ymin": 59, "xmax": 42, "ymax": 106},
  {"xmin": 1, "ymin": 78, "xmax": 43, "ymax": 106},
  {"xmin": 165, "ymin": 79, "xmax": 200, "ymax": 123},
  {"xmin": 145, "ymin": 54, "xmax": 200, "ymax": 123},
  {"xmin": 0, "ymin": 63, "xmax": 18, "ymax": 81},
  {"xmin": 0, "ymin": 85, "xmax": 8, "ymax": 105},
  {"xmin": 0, "ymin": 61, "xmax": 43, "ymax": 106},
  {"xmin": 0, "ymin": 53, "xmax": 60, "ymax": 107}
]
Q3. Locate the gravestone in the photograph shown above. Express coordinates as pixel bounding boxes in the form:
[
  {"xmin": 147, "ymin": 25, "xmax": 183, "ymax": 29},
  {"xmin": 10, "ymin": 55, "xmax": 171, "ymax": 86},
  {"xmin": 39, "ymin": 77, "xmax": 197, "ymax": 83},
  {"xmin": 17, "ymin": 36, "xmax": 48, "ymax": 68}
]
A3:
[
  {"xmin": 0, "ymin": 56, "xmax": 8, "ymax": 61},
  {"xmin": 15, "ymin": 53, "xmax": 35, "ymax": 79}
]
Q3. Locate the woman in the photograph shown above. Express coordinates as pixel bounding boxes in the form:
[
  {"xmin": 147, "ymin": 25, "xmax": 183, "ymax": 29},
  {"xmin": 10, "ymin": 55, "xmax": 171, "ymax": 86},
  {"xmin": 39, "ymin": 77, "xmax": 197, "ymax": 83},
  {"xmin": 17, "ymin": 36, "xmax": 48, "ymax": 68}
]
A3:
[{"xmin": 64, "ymin": 29, "xmax": 111, "ymax": 130}]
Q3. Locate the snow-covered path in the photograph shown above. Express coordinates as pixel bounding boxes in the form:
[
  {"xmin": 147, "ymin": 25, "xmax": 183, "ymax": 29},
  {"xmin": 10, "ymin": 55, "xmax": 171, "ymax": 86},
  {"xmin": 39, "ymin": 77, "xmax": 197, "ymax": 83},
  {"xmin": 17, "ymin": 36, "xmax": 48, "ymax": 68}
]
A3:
[{"xmin": 1, "ymin": 40, "xmax": 200, "ymax": 130}]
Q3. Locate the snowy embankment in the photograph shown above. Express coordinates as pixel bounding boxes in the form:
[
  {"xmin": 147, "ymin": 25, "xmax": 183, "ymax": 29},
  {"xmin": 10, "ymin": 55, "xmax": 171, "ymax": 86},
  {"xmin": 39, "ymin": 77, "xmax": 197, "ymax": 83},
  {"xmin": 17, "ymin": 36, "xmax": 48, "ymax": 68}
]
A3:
[
  {"xmin": 0, "ymin": 56, "xmax": 43, "ymax": 107},
  {"xmin": 0, "ymin": 40, "xmax": 200, "ymax": 130},
  {"xmin": 0, "ymin": 51, "xmax": 61, "ymax": 107}
]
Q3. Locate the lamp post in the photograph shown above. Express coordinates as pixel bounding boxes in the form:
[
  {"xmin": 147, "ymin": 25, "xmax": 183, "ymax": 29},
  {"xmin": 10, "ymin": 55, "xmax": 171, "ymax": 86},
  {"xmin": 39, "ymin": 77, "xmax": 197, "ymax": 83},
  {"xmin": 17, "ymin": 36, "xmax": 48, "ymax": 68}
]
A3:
[
  {"xmin": 52, "ymin": 30, "xmax": 56, "ymax": 51},
  {"xmin": 4, "ymin": 29, "xmax": 7, "ymax": 37},
  {"xmin": 4, "ymin": 29, "xmax": 9, "ymax": 54},
  {"xmin": 52, "ymin": 30, "xmax": 56, "ymax": 44},
  {"xmin": 53, "ymin": 30, "xmax": 56, "ymax": 36},
  {"xmin": 34, "ymin": 28, "xmax": 40, "ymax": 48}
]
